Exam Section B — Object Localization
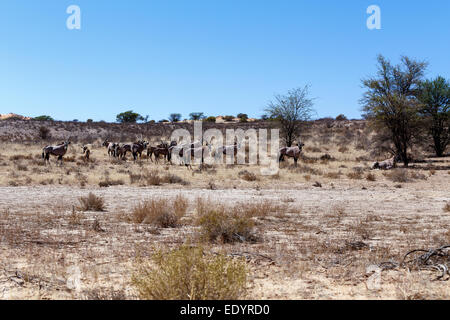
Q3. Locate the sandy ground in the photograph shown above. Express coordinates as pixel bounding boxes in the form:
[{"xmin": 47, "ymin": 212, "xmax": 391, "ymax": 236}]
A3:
[{"xmin": 1, "ymin": 171, "xmax": 449, "ymax": 299}]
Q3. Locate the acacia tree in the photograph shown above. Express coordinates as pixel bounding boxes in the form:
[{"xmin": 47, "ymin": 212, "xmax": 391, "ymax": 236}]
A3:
[
  {"xmin": 264, "ymin": 85, "xmax": 315, "ymax": 147},
  {"xmin": 361, "ymin": 55, "xmax": 427, "ymax": 166},
  {"xmin": 189, "ymin": 112, "xmax": 205, "ymax": 121},
  {"xmin": 169, "ymin": 113, "xmax": 182, "ymax": 123},
  {"xmin": 417, "ymin": 76, "xmax": 450, "ymax": 157},
  {"xmin": 116, "ymin": 110, "xmax": 144, "ymax": 123}
]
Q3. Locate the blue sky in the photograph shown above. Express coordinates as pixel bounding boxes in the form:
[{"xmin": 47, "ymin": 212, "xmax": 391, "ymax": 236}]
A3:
[{"xmin": 1, "ymin": 0, "xmax": 449, "ymax": 122}]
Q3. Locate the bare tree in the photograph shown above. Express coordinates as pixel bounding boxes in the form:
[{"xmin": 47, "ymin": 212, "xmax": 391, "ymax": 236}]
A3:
[{"xmin": 265, "ymin": 86, "xmax": 315, "ymax": 147}]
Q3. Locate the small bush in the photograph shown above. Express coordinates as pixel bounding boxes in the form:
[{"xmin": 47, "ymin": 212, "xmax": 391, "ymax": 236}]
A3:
[
  {"xmin": 196, "ymin": 199, "xmax": 269, "ymax": 243},
  {"xmin": 366, "ymin": 173, "xmax": 376, "ymax": 181},
  {"xmin": 238, "ymin": 170, "xmax": 257, "ymax": 182},
  {"xmin": 143, "ymin": 170, "xmax": 161, "ymax": 186},
  {"xmin": 444, "ymin": 203, "xmax": 450, "ymax": 213},
  {"xmin": 161, "ymin": 173, "xmax": 189, "ymax": 185},
  {"xmin": 387, "ymin": 169, "xmax": 409, "ymax": 183},
  {"xmin": 16, "ymin": 164, "xmax": 28, "ymax": 171},
  {"xmin": 38, "ymin": 126, "xmax": 51, "ymax": 140},
  {"xmin": 78, "ymin": 193, "xmax": 105, "ymax": 211},
  {"xmin": 325, "ymin": 171, "xmax": 341, "ymax": 179},
  {"xmin": 347, "ymin": 171, "xmax": 362, "ymax": 180},
  {"xmin": 98, "ymin": 179, "xmax": 124, "ymax": 187},
  {"xmin": 131, "ymin": 245, "xmax": 247, "ymax": 300},
  {"xmin": 131, "ymin": 196, "xmax": 187, "ymax": 228}
]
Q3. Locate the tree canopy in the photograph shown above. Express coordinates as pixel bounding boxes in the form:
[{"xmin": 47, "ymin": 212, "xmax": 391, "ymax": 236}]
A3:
[
  {"xmin": 116, "ymin": 110, "xmax": 144, "ymax": 123},
  {"xmin": 265, "ymin": 85, "xmax": 315, "ymax": 147},
  {"xmin": 361, "ymin": 55, "xmax": 428, "ymax": 166}
]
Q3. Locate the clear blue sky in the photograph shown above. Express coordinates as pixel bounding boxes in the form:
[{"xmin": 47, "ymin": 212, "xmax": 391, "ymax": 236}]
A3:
[{"xmin": 1, "ymin": 0, "xmax": 449, "ymax": 122}]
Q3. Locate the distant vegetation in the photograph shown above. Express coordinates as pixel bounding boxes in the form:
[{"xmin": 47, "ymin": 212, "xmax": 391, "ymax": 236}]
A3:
[
  {"xmin": 169, "ymin": 113, "xmax": 182, "ymax": 123},
  {"xmin": 34, "ymin": 115, "xmax": 54, "ymax": 121},
  {"xmin": 189, "ymin": 112, "xmax": 205, "ymax": 121},
  {"xmin": 116, "ymin": 110, "xmax": 145, "ymax": 123}
]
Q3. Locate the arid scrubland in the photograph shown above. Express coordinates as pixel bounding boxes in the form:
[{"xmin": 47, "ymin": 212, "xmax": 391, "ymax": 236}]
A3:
[{"xmin": 0, "ymin": 119, "xmax": 449, "ymax": 299}]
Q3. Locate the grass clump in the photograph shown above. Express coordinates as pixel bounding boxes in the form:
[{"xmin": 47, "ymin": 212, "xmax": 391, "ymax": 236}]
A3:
[
  {"xmin": 78, "ymin": 193, "xmax": 105, "ymax": 211},
  {"xmin": 238, "ymin": 170, "xmax": 258, "ymax": 182},
  {"xmin": 444, "ymin": 202, "xmax": 450, "ymax": 213},
  {"xmin": 195, "ymin": 198, "xmax": 270, "ymax": 243},
  {"xmin": 131, "ymin": 195, "xmax": 188, "ymax": 228},
  {"xmin": 386, "ymin": 169, "xmax": 410, "ymax": 183},
  {"xmin": 131, "ymin": 245, "xmax": 247, "ymax": 300},
  {"xmin": 140, "ymin": 170, "xmax": 188, "ymax": 186}
]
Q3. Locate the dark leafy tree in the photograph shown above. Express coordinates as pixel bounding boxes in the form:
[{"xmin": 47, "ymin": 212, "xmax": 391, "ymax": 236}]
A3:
[
  {"xmin": 237, "ymin": 113, "xmax": 248, "ymax": 122},
  {"xmin": 361, "ymin": 55, "xmax": 428, "ymax": 166},
  {"xmin": 34, "ymin": 115, "xmax": 54, "ymax": 121},
  {"xmin": 116, "ymin": 110, "xmax": 144, "ymax": 123},
  {"xmin": 417, "ymin": 76, "xmax": 450, "ymax": 157},
  {"xmin": 204, "ymin": 116, "xmax": 216, "ymax": 123},
  {"xmin": 169, "ymin": 113, "xmax": 182, "ymax": 123},
  {"xmin": 189, "ymin": 112, "xmax": 205, "ymax": 121}
]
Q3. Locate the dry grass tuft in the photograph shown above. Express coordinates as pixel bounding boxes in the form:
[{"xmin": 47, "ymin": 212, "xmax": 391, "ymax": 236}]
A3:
[
  {"xmin": 78, "ymin": 193, "xmax": 105, "ymax": 211},
  {"xmin": 195, "ymin": 198, "xmax": 271, "ymax": 243},
  {"xmin": 444, "ymin": 202, "xmax": 450, "ymax": 213},
  {"xmin": 386, "ymin": 169, "xmax": 410, "ymax": 183},
  {"xmin": 238, "ymin": 170, "xmax": 258, "ymax": 182},
  {"xmin": 131, "ymin": 196, "xmax": 188, "ymax": 228},
  {"xmin": 366, "ymin": 173, "xmax": 376, "ymax": 181},
  {"xmin": 131, "ymin": 245, "xmax": 247, "ymax": 300}
]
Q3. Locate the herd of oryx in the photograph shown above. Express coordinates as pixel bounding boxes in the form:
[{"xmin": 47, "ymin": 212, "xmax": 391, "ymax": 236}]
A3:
[{"xmin": 41, "ymin": 139, "xmax": 400, "ymax": 170}]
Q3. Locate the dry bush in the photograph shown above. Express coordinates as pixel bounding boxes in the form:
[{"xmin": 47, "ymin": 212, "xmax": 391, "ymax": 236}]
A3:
[
  {"xmin": 143, "ymin": 170, "xmax": 161, "ymax": 186},
  {"xmin": 131, "ymin": 245, "xmax": 247, "ymax": 300},
  {"xmin": 131, "ymin": 196, "xmax": 188, "ymax": 227},
  {"xmin": 129, "ymin": 173, "xmax": 142, "ymax": 184},
  {"xmin": 386, "ymin": 169, "xmax": 410, "ymax": 183},
  {"xmin": 238, "ymin": 170, "xmax": 257, "ymax": 182},
  {"xmin": 139, "ymin": 170, "xmax": 188, "ymax": 186},
  {"xmin": 196, "ymin": 199, "xmax": 269, "ymax": 243},
  {"xmin": 98, "ymin": 179, "xmax": 125, "ymax": 188},
  {"xmin": 325, "ymin": 171, "xmax": 341, "ymax": 179},
  {"xmin": 338, "ymin": 146, "xmax": 348, "ymax": 153},
  {"xmin": 366, "ymin": 173, "xmax": 376, "ymax": 181},
  {"xmin": 347, "ymin": 171, "xmax": 362, "ymax": 180},
  {"xmin": 10, "ymin": 154, "xmax": 32, "ymax": 161},
  {"xmin": 78, "ymin": 193, "xmax": 105, "ymax": 211},
  {"xmin": 16, "ymin": 163, "xmax": 28, "ymax": 171},
  {"xmin": 444, "ymin": 203, "xmax": 450, "ymax": 213},
  {"xmin": 38, "ymin": 126, "xmax": 51, "ymax": 140},
  {"xmin": 235, "ymin": 200, "xmax": 286, "ymax": 218},
  {"xmin": 410, "ymin": 171, "xmax": 427, "ymax": 180},
  {"xmin": 291, "ymin": 165, "xmax": 322, "ymax": 176},
  {"xmin": 161, "ymin": 173, "xmax": 189, "ymax": 185},
  {"xmin": 69, "ymin": 206, "xmax": 84, "ymax": 225}
]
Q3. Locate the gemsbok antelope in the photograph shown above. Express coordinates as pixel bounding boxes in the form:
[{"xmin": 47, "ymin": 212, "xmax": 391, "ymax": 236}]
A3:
[
  {"xmin": 279, "ymin": 143, "xmax": 305, "ymax": 166},
  {"xmin": 82, "ymin": 146, "xmax": 91, "ymax": 161},
  {"xmin": 103, "ymin": 140, "xmax": 117, "ymax": 157},
  {"xmin": 42, "ymin": 141, "xmax": 71, "ymax": 165},
  {"xmin": 372, "ymin": 155, "xmax": 401, "ymax": 170}
]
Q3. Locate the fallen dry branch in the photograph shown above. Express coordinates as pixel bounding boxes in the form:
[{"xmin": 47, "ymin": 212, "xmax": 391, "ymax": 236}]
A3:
[{"xmin": 377, "ymin": 245, "xmax": 450, "ymax": 281}]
